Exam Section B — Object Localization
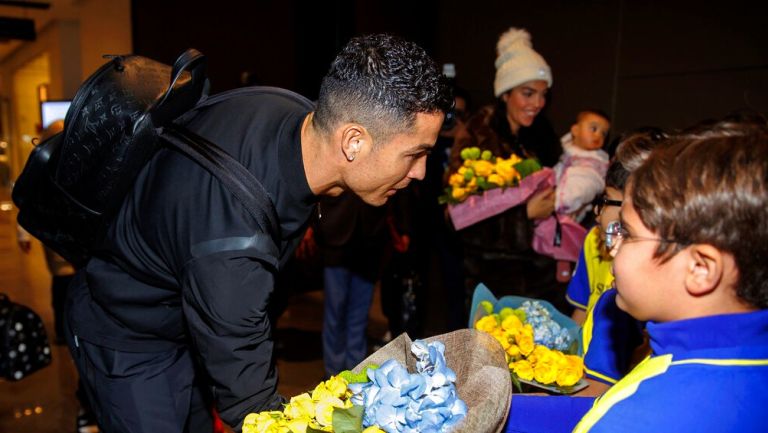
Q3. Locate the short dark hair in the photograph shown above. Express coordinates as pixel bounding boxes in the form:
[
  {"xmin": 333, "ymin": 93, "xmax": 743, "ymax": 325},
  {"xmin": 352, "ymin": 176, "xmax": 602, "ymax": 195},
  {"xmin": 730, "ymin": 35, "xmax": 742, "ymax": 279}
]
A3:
[
  {"xmin": 605, "ymin": 127, "xmax": 666, "ymax": 190},
  {"xmin": 576, "ymin": 108, "xmax": 611, "ymax": 124},
  {"xmin": 630, "ymin": 118, "xmax": 768, "ymax": 308},
  {"xmin": 314, "ymin": 34, "xmax": 453, "ymax": 142}
]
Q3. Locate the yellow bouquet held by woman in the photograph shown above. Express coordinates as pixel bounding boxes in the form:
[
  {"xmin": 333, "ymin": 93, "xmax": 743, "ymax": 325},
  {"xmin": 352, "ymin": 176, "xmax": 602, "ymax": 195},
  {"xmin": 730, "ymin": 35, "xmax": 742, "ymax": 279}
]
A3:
[{"xmin": 440, "ymin": 147, "xmax": 541, "ymax": 204}]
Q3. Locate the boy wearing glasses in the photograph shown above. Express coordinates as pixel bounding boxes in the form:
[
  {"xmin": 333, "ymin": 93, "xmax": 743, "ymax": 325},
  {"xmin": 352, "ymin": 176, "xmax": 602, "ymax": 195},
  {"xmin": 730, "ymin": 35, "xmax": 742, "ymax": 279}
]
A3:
[
  {"xmin": 565, "ymin": 130, "xmax": 664, "ymax": 394},
  {"xmin": 566, "ymin": 130, "xmax": 663, "ymax": 325},
  {"xmin": 573, "ymin": 119, "xmax": 768, "ymax": 432}
]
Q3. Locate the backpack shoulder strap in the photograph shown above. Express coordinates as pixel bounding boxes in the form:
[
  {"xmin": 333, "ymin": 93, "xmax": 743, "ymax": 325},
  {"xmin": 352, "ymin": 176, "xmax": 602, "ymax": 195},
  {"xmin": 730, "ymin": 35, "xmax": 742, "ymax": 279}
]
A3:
[{"xmin": 160, "ymin": 124, "xmax": 280, "ymax": 257}]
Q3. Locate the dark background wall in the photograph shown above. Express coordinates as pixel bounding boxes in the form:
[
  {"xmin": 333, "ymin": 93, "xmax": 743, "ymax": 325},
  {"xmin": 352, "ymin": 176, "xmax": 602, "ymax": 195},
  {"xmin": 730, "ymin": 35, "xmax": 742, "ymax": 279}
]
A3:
[{"xmin": 132, "ymin": 0, "xmax": 767, "ymax": 136}]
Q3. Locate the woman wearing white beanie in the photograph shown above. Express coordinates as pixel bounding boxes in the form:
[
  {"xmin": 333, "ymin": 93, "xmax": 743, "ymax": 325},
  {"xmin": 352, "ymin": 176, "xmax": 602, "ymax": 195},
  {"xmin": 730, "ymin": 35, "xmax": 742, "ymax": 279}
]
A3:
[{"xmin": 447, "ymin": 27, "xmax": 567, "ymax": 313}]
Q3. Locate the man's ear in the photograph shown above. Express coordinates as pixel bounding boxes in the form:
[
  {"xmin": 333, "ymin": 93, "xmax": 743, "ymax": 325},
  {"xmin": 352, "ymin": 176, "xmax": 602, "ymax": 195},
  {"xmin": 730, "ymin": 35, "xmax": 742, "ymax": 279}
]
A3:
[
  {"xmin": 340, "ymin": 124, "xmax": 369, "ymax": 162},
  {"xmin": 684, "ymin": 244, "xmax": 724, "ymax": 297}
]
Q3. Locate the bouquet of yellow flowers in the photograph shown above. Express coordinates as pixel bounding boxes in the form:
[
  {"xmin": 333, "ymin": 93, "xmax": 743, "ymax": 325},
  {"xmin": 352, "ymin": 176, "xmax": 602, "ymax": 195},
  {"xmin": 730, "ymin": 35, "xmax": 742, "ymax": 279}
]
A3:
[
  {"xmin": 244, "ymin": 339, "xmax": 471, "ymax": 433},
  {"xmin": 242, "ymin": 374, "xmax": 371, "ymax": 433},
  {"xmin": 470, "ymin": 284, "xmax": 586, "ymax": 394},
  {"xmin": 441, "ymin": 147, "xmax": 541, "ymax": 204},
  {"xmin": 440, "ymin": 147, "xmax": 555, "ymax": 231},
  {"xmin": 475, "ymin": 312, "xmax": 584, "ymax": 391}
]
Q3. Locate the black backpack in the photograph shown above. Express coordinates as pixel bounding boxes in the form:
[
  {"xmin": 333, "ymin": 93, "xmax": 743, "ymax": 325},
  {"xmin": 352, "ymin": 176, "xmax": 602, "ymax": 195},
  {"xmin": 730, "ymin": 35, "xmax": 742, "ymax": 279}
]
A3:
[{"xmin": 12, "ymin": 50, "xmax": 279, "ymax": 267}]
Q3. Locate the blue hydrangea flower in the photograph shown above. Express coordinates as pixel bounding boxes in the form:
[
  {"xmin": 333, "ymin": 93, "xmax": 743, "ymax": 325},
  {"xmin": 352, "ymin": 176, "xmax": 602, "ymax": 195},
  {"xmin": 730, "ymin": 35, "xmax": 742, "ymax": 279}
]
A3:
[
  {"xmin": 518, "ymin": 301, "xmax": 573, "ymax": 351},
  {"xmin": 349, "ymin": 340, "xmax": 468, "ymax": 433}
]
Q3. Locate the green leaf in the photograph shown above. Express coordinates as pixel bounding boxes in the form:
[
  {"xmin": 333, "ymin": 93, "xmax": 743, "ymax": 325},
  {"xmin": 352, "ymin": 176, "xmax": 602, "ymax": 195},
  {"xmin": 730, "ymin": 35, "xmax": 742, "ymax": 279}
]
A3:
[
  {"xmin": 307, "ymin": 427, "xmax": 326, "ymax": 433},
  {"xmin": 332, "ymin": 404, "xmax": 365, "ymax": 433},
  {"xmin": 514, "ymin": 158, "xmax": 542, "ymax": 178}
]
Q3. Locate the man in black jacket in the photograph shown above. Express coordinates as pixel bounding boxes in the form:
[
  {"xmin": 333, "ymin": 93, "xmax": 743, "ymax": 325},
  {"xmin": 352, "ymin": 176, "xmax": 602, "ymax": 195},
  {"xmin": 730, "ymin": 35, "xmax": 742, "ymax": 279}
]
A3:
[{"xmin": 65, "ymin": 34, "xmax": 451, "ymax": 432}]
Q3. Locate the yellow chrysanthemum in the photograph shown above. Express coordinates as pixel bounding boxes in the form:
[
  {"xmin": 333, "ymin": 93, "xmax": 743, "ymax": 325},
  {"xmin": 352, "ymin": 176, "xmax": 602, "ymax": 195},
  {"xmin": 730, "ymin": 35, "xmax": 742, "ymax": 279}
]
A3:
[{"xmin": 362, "ymin": 426, "xmax": 387, "ymax": 433}]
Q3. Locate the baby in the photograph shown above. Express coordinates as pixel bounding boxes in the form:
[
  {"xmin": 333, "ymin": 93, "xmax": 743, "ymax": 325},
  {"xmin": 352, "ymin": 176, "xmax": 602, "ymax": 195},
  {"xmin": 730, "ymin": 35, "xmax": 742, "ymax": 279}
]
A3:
[{"xmin": 554, "ymin": 109, "xmax": 611, "ymax": 221}]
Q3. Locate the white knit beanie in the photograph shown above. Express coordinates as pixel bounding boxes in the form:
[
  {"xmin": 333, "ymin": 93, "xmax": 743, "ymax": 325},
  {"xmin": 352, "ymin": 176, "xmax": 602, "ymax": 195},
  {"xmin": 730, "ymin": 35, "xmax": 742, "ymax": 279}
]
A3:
[{"xmin": 493, "ymin": 28, "xmax": 553, "ymax": 97}]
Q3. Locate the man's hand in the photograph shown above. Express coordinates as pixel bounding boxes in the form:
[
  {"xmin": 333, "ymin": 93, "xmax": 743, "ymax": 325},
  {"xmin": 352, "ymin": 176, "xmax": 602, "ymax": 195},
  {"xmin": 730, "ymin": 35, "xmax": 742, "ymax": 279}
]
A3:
[{"xmin": 526, "ymin": 187, "xmax": 555, "ymax": 220}]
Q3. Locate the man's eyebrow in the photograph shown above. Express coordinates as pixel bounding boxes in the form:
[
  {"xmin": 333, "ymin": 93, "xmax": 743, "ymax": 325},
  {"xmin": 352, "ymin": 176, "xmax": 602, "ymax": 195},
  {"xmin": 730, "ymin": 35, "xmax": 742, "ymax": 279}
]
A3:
[{"xmin": 412, "ymin": 143, "xmax": 433, "ymax": 152}]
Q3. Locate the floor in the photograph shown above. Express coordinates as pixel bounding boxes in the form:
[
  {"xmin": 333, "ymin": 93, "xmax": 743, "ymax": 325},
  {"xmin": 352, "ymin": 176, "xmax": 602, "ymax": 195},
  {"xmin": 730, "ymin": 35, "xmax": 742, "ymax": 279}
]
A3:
[{"xmin": 0, "ymin": 200, "xmax": 408, "ymax": 433}]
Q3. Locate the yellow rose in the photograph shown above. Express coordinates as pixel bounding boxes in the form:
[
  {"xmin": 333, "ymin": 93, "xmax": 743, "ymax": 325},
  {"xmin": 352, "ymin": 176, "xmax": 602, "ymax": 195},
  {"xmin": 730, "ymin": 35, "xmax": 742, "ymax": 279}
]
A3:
[
  {"xmin": 487, "ymin": 173, "xmax": 505, "ymax": 187},
  {"xmin": 451, "ymin": 187, "xmax": 468, "ymax": 201},
  {"xmin": 249, "ymin": 415, "xmax": 277, "ymax": 433},
  {"xmin": 533, "ymin": 362, "xmax": 559, "ymax": 385},
  {"xmin": 311, "ymin": 383, "xmax": 331, "ymax": 401},
  {"xmin": 448, "ymin": 173, "xmax": 465, "ymax": 187},
  {"xmin": 506, "ymin": 344, "xmax": 521, "ymax": 360},
  {"xmin": 362, "ymin": 427, "xmax": 387, "ymax": 433},
  {"xmin": 284, "ymin": 393, "xmax": 314, "ymax": 420},
  {"xmin": 472, "ymin": 160, "xmax": 494, "ymax": 177},
  {"xmin": 556, "ymin": 366, "xmax": 582, "ymax": 387},
  {"xmin": 529, "ymin": 345, "xmax": 553, "ymax": 365},
  {"xmin": 467, "ymin": 176, "xmax": 478, "ymax": 192},
  {"xmin": 510, "ymin": 359, "xmax": 535, "ymax": 381},
  {"xmin": 286, "ymin": 419, "xmax": 309, "ymax": 433},
  {"xmin": 494, "ymin": 333, "xmax": 511, "ymax": 350},
  {"xmin": 244, "ymin": 413, "xmax": 259, "ymax": 425},
  {"xmin": 313, "ymin": 399, "xmax": 338, "ymax": 427},
  {"xmin": 475, "ymin": 315, "xmax": 499, "ymax": 333},
  {"xmin": 566, "ymin": 354, "xmax": 585, "ymax": 370},
  {"xmin": 515, "ymin": 333, "xmax": 535, "ymax": 357},
  {"xmin": 501, "ymin": 314, "xmax": 523, "ymax": 333},
  {"xmin": 325, "ymin": 376, "xmax": 349, "ymax": 398},
  {"xmin": 523, "ymin": 324, "xmax": 534, "ymax": 336},
  {"xmin": 504, "ymin": 154, "xmax": 523, "ymax": 165}
]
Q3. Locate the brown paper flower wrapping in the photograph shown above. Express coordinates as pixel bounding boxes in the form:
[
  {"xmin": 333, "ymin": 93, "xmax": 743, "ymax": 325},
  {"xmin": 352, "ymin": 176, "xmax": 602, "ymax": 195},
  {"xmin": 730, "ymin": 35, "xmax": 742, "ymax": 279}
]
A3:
[{"xmin": 352, "ymin": 329, "xmax": 512, "ymax": 433}]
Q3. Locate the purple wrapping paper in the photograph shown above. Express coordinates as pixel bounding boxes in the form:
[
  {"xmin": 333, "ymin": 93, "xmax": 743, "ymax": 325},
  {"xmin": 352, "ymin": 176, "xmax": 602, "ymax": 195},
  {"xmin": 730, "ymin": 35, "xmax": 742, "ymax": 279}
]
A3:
[{"xmin": 448, "ymin": 168, "xmax": 555, "ymax": 231}]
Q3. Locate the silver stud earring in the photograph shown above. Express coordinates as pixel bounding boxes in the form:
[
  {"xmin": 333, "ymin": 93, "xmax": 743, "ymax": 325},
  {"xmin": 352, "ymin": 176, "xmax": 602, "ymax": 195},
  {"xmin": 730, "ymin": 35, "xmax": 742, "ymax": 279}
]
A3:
[{"xmin": 347, "ymin": 154, "xmax": 355, "ymax": 161}]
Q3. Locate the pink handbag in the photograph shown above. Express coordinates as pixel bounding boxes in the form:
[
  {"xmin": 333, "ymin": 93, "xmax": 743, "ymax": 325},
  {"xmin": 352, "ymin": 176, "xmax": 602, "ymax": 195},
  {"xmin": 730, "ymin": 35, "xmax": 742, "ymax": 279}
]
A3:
[{"xmin": 532, "ymin": 214, "xmax": 588, "ymax": 263}]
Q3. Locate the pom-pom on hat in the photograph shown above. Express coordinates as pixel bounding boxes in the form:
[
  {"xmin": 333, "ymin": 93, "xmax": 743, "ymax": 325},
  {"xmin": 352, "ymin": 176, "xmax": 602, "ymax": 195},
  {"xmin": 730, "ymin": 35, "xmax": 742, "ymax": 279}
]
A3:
[{"xmin": 493, "ymin": 27, "xmax": 552, "ymax": 97}]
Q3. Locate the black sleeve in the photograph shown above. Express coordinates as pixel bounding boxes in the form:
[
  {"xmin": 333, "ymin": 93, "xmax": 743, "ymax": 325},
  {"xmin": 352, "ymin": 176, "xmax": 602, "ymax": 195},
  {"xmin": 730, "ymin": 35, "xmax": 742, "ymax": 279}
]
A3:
[{"xmin": 180, "ymin": 248, "xmax": 283, "ymax": 429}]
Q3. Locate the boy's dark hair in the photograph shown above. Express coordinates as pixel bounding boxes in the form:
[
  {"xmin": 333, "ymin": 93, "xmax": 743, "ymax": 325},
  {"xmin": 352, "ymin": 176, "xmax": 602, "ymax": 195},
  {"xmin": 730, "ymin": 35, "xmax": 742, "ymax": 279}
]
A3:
[
  {"xmin": 576, "ymin": 108, "xmax": 611, "ymax": 124},
  {"xmin": 631, "ymin": 119, "xmax": 768, "ymax": 308},
  {"xmin": 314, "ymin": 34, "xmax": 453, "ymax": 143},
  {"xmin": 604, "ymin": 127, "xmax": 667, "ymax": 190}
]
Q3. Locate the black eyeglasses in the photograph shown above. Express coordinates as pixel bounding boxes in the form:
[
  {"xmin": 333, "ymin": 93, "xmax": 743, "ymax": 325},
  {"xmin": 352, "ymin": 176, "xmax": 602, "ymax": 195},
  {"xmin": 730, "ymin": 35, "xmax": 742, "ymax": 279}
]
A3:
[{"xmin": 594, "ymin": 195, "xmax": 623, "ymax": 216}]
